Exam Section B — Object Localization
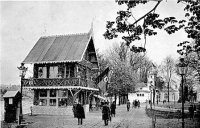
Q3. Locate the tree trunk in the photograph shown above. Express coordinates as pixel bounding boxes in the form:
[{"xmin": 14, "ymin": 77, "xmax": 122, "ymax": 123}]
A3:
[
  {"xmin": 153, "ymin": 89, "xmax": 155, "ymax": 105},
  {"xmin": 115, "ymin": 93, "xmax": 117, "ymax": 102},
  {"xmin": 118, "ymin": 93, "xmax": 121, "ymax": 106},
  {"xmin": 168, "ymin": 82, "xmax": 170, "ymax": 102}
]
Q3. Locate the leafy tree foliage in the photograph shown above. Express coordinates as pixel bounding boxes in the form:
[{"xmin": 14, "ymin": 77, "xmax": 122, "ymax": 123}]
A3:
[
  {"xmin": 176, "ymin": 0, "xmax": 200, "ymax": 81},
  {"xmin": 103, "ymin": 0, "xmax": 186, "ymax": 53},
  {"xmin": 105, "ymin": 42, "xmax": 153, "ymax": 98}
]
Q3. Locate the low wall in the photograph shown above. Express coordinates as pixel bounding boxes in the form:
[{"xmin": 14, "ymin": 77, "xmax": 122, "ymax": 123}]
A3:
[
  {"xmin": 32, "ymin": 106, "xmax": 73, "ymax": 115},
  {"xmin": 32, "ymin": 104, "xmax": 90, "ymax": 115},
  {"xmin": 145, "ymin": 108, "xmax": 200, "ymax": 119}
]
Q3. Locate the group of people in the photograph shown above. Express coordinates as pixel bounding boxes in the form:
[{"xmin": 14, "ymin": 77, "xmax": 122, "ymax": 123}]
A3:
[
  {"xmin": 126, "ymin": 99, "xmax": 140, "ymax": 111},
  {"xmin": 132, "ymin": 100, "xmax": 140, "ymax": 108},
  {"xmin": 102, "ymin": 101, "xmax": 116, "ymax": 126},
  {"xmin": 73, "ymin": 101, "xmax": 117, "ymax": 126}
]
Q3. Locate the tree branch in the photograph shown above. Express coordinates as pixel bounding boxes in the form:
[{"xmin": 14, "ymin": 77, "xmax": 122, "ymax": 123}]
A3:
[{"xmin": 132, "ymin": 1, "xmax": 162, "ymax": 26}]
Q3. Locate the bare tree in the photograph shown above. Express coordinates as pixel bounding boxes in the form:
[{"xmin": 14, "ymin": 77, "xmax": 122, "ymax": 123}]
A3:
[{"xmin": 159, "ymin": 56, "xmax": 176, "ymax": 102}]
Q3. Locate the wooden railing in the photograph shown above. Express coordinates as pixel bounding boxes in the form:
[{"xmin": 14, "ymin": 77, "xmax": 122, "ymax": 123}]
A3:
[{"xmin": 22, "ymin": 78, "xmax": 96, "ymax": 88}]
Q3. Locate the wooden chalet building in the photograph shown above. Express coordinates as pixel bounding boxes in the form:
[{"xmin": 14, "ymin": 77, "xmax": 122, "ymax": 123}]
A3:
[{"xmin": 21, "ymin": 31, "xmax": 99, "ymax": 115}]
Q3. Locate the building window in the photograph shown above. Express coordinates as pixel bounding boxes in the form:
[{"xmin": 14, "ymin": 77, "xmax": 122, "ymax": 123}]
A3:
[
  {"xmin": 38, "ymin": 67, "xmax": 47, "ymax": 78},
  {"xmin": 50, "ymin": 90, "xmax": 56, "ymax": 97},
  {"xmin": 39, "ymin": 99, "xmax": 47, "ymax": 106},
  {"xmin": 58, "ymin": 90, "xmax": 68, "ymax": 107},
  {"xmin": 137, "ymin": 94, "xmax": 139, "ymax": 96},
  {"xmin": 49, "ymin": 66, "xmax": 58, "ymax": 78},
  {"xmin": 66, "ymin": 65, "xmax": 75, "ymax": 78},
  {"xmin": 49, "ymin": 99, "xmax": 56, "ymax": 106},
  {"xmin": 9, "ymin": 98, "xmax": 13, "ymax": 104},
  {"xmin": 58, "ymin": 98, "xmax": 68, "ymax": 107},
  {"xmin": 58, "ymin": 90, "xmax": 68, "ymax": 97},
  {"xmin": 40, "ymin": 90, "xmax": 47, "ymax": 97},
  {"xmin": 142, "ymin": 94, "xmax": 144, "ymax": 96}
]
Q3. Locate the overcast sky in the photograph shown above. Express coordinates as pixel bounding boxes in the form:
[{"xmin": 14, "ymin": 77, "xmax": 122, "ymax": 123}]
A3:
[{"xmin": 0, "ymin": 0, "xmax": 189, "ymax": 85}]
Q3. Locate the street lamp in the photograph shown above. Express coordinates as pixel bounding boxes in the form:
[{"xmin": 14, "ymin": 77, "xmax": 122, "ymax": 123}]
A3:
[
  {"xmin": 177, "ymin": 57, "xmax": 187, "ymax": 128},
  {"xmin": 17, "ymin": 63, "xmax": 27, "ymax": 125}
]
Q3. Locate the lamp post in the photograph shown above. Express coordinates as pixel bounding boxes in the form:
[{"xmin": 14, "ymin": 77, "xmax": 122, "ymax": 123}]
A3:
[
  {"xmin": 177, "ymin": 58, "xmax": 187, "ymax": 128},
  {"xmin": 17, "ymin": 63, "xmax": 27, "ymax": 125}
]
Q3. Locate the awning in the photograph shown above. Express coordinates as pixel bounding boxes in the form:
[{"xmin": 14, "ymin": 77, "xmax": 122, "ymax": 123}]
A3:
[
  {"xmin": 23, "ymin": 86, "xmax": 99, "ymax": 91},
  {"xmin": 93, "ymin": 94, "xmax": 107, "ymax": 101}
]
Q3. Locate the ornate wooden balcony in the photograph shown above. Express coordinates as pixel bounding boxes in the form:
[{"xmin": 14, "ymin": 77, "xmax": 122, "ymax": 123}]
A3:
[{"xmin": 22, "ymin": 78, "xmax": 97, "ymax": 88}]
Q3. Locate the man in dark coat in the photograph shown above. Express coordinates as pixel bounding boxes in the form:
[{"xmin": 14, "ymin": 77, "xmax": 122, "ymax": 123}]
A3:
[
  {"xmin": 102, "ymin": 102, "xmax": 111, "ymax": 126},
  {"xmin": 76, "ymin": 102, "xmax": 85, "ymax": 125},
  {"xmin": 188, "ymin": 104, "xmax": 194, "ymax": 120},
  {"xmin": 127, "ymin": 100, "xmax": 130, "ymax": 111},
  {"xmin": 110, "ymin": 101, "xmax": 116, "ymax": 117}
]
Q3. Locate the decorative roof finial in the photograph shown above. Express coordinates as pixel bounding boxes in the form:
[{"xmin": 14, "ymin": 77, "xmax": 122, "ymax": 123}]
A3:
[{"xmin": 88, "ymin": 17, "xmax": 95, "ymax": 37}]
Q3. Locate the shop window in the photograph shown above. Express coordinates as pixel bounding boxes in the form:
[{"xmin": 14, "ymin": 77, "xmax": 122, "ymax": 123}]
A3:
[
  {"xmin": 50, "ymin": 99, "xmax": 56, "ymax": 106},
  {"xmin": 58, "ymin": 90, "xmax": 68, "ymax": 97},
  {"xmin": 40, "ymin": 90, "xmax": 47, "ymax": 97},
  {"xmin": 50, "ymin": 90, "xmax": 56, "ymax": 97},
  {"xmin": 39, "ymin": 99, "xmax": 47, "ymax": 106},
  {"xmin": 58, "ymin": 98, "xmax": 68, "ymax": 107}
]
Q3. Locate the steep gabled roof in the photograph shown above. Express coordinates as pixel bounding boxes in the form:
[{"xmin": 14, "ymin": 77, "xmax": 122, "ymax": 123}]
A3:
[{"xmin": 23, "ymin": 33, "xmax": 92, "ymax": 64}]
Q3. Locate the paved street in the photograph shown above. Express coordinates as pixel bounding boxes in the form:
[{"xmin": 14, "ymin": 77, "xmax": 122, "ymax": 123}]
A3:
[{"xmin": 20, "ymin": 103, "xmax": 152, "ymax": 128}]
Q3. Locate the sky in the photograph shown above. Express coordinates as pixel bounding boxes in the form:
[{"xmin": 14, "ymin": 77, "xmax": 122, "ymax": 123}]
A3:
[{"xmin": 0, "ymin": 0, "xmax": 189, "ymax": 85}]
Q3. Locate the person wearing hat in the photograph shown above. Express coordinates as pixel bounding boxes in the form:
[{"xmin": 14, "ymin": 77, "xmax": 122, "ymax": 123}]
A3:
[
  {"xmin": 110, "ymin": 101, "xmax": 116, "ymax": 117},
  {"xmin": 76, "ymin": 102, "xmax": 85, "ymax": 125},
  {"xmin": 127, "ymin": 99, "xmax": 130, "ymax": 111},
  {"xmin": 102, "ymin": 102, "xmax": 111, "ymax": 126}
]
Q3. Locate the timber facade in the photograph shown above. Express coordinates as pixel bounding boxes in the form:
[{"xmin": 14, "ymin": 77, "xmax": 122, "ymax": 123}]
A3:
[{"xmin": 21, "ymin": 31, "xmax": 99, "ymax": 115}]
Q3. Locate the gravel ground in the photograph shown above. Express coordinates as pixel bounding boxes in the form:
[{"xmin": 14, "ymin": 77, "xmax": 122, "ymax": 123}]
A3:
[{"xmin": 2, "ymin": 103, "xmax": 199, "ymax": 128}]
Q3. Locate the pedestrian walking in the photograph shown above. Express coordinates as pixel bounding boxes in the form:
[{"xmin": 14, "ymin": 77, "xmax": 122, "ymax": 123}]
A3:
[
  {"xmin": 137, "ymin": 100, "xmax": 140, "ymax": 108},
  {"xmin": 102, "ymin": 102, "xmax": 111, "ymax": 126},
  {"xmin": 76, "ymin": 102, "xmax": 85, "ymax": 125},
  {"xmin": 110, "ymin": 101, "xmax": 116, "ymax": 117},
  {"xmin": 132, "ymin": 100, "xmax": 135, "ymax": 108},
  {"xmin": 127, "ymin": 100, "xmax": 130, "ymax": 111},
  {"xmin": 135, "ymin": 100, "xmax": 138, "ymax": 108}
]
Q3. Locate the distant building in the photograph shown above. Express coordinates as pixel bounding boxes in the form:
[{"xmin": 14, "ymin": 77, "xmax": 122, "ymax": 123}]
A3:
[
  {"xmin": 159, "ymin": 86, "xmax": 179, "ymax": 102},
  {"xmin": 128, "ymin": 64, "xmax": 156, "ymax": 103},
  {"xmin": 128, "ymin": 82, "xmax": 150, "ymax": 103},
  {"xmin": 21, "ymin": 30, "xmax": 100, "ymax": 115}
]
